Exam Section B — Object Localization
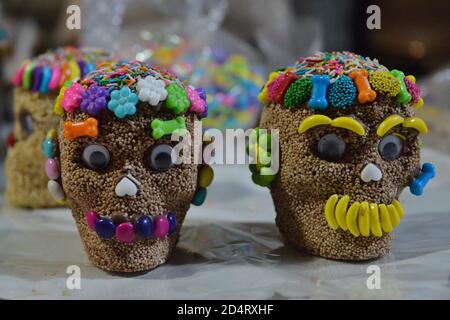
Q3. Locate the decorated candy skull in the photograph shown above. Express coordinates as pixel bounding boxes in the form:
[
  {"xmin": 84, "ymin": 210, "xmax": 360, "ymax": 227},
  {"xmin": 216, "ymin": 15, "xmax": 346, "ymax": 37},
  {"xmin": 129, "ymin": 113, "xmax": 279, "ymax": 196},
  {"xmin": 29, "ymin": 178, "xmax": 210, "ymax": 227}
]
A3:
[
  {"xmin": 251, "ymin": 51, "xmax": 434, "ymax": 261},
  {"xmin": 46, "ymin": 61, "xmax": 212, "ymax": 272},
  {"xmin": 5, "ymin": 47, "xmax": 110, "ymax": 208}
]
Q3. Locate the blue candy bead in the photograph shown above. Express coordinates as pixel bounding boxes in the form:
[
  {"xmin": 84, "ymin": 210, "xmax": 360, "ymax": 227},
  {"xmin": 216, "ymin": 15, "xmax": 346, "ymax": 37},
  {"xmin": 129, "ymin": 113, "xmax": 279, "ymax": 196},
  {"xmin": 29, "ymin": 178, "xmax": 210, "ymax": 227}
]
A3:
[
  {"xmin": 167, "ymin": 212, "xmax": 177, "ymax": 234},
  {"xmin": 191, "ymin": 187, "xmax": 207, "ymax": 206},
  {"xmin": 40, "ymin": 67, "xmax": 52, "ymax": 94},
  {"xmin": 95, "ymin": 218, "xmax": 116, "ymax": 239},
  {"xmin": 135, "ymin": 215, "xmax": 153, "ymax": 238},
  {"xmin": 42, "ymin": 138, "xmax": 55, "ymax": 158}
]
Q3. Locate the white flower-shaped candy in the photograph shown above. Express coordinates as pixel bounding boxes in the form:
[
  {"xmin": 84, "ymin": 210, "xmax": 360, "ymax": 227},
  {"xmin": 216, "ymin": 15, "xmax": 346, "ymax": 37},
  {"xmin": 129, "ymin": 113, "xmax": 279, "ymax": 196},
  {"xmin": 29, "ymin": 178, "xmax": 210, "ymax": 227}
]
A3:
[{"xmin": 136, "ymin": 75, "xmax": 168, "ymax": 106}]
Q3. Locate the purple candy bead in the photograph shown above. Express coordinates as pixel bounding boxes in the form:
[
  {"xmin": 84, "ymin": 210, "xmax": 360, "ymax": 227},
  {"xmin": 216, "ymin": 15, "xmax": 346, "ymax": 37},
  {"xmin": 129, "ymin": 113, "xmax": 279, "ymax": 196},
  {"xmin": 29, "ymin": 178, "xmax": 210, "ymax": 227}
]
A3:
[
  {"xmin": 78, "ymin": 60, "xmax": 89, "ymax": 77},
  {"xmin": 196, "ymin": 88, "xmax": 207, "ymax": 101},
  {"xmin": 80, "ymin": 84, "xmax": 109, "ymax": 116},
  {"xmin": 154, "ymin": 215, "xmax": 169, "ymax": 239},
  {"xmin": 45, "ymin": 158, "xmax": 60, "ymax": 180},
  {"xmin": 85, "ymin": 210, "xmax": 99, "ymax": 231},
  {"xmin": 32, "ymin": 66, "xmax": 43, "ymax": 92}
]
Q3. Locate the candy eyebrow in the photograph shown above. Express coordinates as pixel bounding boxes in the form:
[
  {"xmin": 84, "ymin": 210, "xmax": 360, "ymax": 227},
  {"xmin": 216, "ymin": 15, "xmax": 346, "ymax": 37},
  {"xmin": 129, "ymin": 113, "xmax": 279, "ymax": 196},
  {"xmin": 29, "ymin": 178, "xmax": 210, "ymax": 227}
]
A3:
[
  {"xmin": 298, "ymin": 115, "xmax": 366, "ymax": 136},
  {"xmin": 376, "ymin": 115, "xmax": 428, "ymax": 137}
]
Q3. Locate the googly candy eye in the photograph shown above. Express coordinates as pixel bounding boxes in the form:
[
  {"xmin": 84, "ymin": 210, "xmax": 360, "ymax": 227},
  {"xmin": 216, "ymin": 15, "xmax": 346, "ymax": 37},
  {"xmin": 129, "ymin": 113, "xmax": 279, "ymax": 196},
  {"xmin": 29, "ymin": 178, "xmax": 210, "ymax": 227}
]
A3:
[
  {"xmin": 146, "ymin": 144, "xmax": 176, "ymax": 171},
  {"xmin": 81, "ymin": 144, "xmax": 111, "ymax": 171},
  {"xmin": 378, "ymin": 134, "xmax": 403, "ymax": 161}
]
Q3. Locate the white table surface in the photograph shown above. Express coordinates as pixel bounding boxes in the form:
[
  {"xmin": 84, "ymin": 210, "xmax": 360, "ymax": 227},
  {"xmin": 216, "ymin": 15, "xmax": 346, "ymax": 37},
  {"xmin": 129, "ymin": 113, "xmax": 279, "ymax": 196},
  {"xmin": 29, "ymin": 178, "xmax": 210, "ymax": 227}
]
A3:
[{"xmin": 1, "ymin": 148, "xmax": 449, "ymax": 300}]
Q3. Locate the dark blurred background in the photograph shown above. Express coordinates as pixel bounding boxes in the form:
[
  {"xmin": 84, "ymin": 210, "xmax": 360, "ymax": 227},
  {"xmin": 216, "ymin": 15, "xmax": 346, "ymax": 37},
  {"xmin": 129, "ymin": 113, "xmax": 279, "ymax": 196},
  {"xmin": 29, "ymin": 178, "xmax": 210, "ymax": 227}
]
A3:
[{"xmin": 0, "ymin": 0, "xmax": 449, "ymax": 191}]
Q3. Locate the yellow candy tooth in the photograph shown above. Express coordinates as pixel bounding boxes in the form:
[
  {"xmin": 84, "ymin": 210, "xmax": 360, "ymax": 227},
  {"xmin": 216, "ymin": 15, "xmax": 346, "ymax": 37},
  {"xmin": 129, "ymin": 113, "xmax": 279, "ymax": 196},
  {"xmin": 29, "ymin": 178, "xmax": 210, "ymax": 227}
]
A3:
[
  {"xmin": 392, "ymin": 200, "xmax": 405, "ymax": 218},
  {"xmin": 387, "ymin": 204, "xmax": 401, "ymax": 227},
  {"xmin": 298, "ymin": 115, "xmax": 332, "ymax": 134},
  {"xmin": 324, "ymin": 194, "xmax": 339, "ymax": 230},
  {"xmin": 379, "ymin": 204, "xmax": 393, "ymax": 233},
  {"xmin": 346, "ymin": 201, "xmax": 361, "ymax": 237},
  {"xmin": 358, "ymin": 201, "xmax": 370, "ymax": 237},
  {"xmin": 335, "ymin": 195, "xmax": 349, "ymax": 231},
  {"xmin": 369, "ymin": 203, "xmax": 383, "ymax": 237},
  {"xmin": 331, "ymin": 117, "xmax": 365, "ymax": 136}
]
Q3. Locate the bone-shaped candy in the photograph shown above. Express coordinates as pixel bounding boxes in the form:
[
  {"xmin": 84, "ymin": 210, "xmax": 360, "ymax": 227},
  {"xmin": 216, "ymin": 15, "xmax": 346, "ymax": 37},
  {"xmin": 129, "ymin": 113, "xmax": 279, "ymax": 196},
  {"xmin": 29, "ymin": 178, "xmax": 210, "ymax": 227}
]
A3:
[
  {"xmin": 410, "ymin": 162, "xmax": 435, "ymax": 196},
  {"xmin": 151, "ymin": 116, "xmax": 187, "ymax": 140},
  {"xmin": 349, "ymin": 69, "xmax": 377, "ymax": 104},
  {"xmin": 390, "ymin": 69, "xmax": 412, "ymax": 104},
  {"xmin": 308, "ymin": 75, "xmax": 330, "ymax": 110},
  {"xmin": 64, "ymin": 117, "xmax": 99, "ymax": 141}
]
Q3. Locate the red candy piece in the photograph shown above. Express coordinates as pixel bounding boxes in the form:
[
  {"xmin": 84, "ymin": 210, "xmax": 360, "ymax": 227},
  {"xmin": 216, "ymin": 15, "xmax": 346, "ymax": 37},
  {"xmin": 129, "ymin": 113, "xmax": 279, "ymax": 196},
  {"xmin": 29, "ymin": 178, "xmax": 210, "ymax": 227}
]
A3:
[
  {"xmin": 268, "ymin": 71, "xmax": 298, "ymax": 104},
  {"xmin": 7, "ymin": 132, "xmax": 15, "ymax": 148}
]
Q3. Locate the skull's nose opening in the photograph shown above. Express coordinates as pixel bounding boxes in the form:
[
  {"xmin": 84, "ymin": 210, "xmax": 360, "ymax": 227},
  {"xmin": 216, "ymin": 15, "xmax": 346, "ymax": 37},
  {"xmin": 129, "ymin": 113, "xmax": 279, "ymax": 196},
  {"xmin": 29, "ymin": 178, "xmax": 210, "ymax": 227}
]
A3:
[
  {"xmin": 115, "ymin": 174, "xmax": 140, "ymax": 197},
  {"xmin": 360, "ymin": 162, "xmax": 383, "ymax": 183}
]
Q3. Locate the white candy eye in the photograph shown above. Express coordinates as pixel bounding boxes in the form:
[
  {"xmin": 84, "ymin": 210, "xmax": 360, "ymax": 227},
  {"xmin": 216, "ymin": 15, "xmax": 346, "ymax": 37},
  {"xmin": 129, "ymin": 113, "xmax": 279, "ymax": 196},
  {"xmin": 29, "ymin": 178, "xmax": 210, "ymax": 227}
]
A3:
[
  {"xmin": 81, "ymin": 144, "xmax": 111, "ymax": 171},
  {"xmin": 378, "ymin": 135, "xmax": 403, "ymax": 161},
  {"xmin": 146, "ymin": 144, "xmax": 175, "ymax": 171}
]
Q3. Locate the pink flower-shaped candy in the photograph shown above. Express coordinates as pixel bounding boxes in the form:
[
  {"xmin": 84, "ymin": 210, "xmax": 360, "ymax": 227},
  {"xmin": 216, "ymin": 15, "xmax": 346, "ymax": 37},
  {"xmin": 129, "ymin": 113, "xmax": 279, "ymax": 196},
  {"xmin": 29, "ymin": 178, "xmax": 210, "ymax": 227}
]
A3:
[
  {"xmin": 186, "ymin": 86, "xmax": 206, "ymax": 116},
  {"xmin": 61, "ymin": 82, "xmax": 85, "ymax": 113}
]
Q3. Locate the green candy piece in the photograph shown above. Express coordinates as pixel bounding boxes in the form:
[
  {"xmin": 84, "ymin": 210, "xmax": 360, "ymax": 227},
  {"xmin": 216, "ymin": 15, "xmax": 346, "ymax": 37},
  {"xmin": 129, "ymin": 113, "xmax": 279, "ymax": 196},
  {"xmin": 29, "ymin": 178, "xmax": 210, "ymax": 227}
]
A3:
[
  {"xmin": 252, "ymin": 171, "xmax": 276, "ymax": 187},
  {"xmin": 165, "ymin": 83, "xmax": 190, "ymax": 114},
  {"xmin": 284, "ymin": 77, "xmax": 312, "ymax": 108},
  {"xmin": 390, "ymin": 69, "xmax": 412, "ymax": 104},
  {"xmin": 151, "ymin": 116, "xmax": 187, "ymax": 140},
  {"xmin": 191, "ymin": 187, "xmax": 207, "ymax": 206},
  {"xmin": 22, "ymin": 63, "xmax": 35, "ymax": 90}
]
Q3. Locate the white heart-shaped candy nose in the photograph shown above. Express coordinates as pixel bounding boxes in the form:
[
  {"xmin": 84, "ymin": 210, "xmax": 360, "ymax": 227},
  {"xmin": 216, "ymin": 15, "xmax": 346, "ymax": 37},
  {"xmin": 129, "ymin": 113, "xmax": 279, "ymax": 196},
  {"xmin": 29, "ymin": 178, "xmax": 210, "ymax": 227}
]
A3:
[
  {"xmin": 360, "ymin": 163, "xmax": 383, "ymax": 183},
  {"xmin": 115, "ymin": 175, "xmax": 139, "ymax": 197}
]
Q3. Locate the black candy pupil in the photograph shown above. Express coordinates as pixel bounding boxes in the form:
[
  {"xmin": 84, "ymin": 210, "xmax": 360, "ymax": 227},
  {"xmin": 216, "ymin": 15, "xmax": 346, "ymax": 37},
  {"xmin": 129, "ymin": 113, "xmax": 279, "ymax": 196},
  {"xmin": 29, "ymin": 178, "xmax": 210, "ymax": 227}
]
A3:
[
  {"xmin": 317, "ymin": 134, "xmax": 346, "ymax": 162},
  {"xmin": 154, "ymin": 152, "xmax": 172, "ymax": 170},
  {"xmin": 383, "ymin": 142, "xmax": 398, "ymax": 160},
  {"xmin": 90, "ymin": 151, "xmax": 108, "ymax": 169}
]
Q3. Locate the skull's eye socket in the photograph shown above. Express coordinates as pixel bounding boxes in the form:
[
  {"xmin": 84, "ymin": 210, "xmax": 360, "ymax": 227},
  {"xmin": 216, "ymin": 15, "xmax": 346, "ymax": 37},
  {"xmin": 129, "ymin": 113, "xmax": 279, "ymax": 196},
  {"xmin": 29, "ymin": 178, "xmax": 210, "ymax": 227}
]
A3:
[
  {"xmin": 81, "ymin": 144, "xmax": 111, "ymax": 171},
  {"xmin": 19, "ymin": 110, "xmax": 34, "ymax": 138},
  {"xmin": 145, "ymin": 144, "xmax": 175, "ymax": 171},
  {"xmin": 317, "ymin": 133, "xmax": 346, "ymax": 162},
  {"xmin": 378, "ymin": 134, "xmax": 403, "ymax": 161}
]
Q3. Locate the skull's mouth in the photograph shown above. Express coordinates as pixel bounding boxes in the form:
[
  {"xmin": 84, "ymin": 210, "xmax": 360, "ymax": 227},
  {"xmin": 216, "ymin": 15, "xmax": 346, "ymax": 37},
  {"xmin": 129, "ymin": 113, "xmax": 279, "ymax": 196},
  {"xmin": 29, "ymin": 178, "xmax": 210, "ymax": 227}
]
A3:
[
  {"xmin": 84, "ymin": 210, "xmax": 177, "ymax": 243},
  {"xmin": 324, "ymin": 194, "xmax": 404, "ymax": 237}
]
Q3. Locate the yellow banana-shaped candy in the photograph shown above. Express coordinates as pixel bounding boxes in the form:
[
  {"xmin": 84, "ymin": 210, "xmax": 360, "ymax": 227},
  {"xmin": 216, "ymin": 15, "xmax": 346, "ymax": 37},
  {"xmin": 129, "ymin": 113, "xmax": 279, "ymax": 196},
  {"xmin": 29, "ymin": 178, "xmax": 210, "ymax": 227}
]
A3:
[
  {"xmin": 335, "ymin": 195, "xmax": 349, "ymax": 231},
  {"xmin": 379, "ymin": 204, "xmax": 393, "ymax": 233},
  {"xmin": 358, "ymin": 201, "xmax": 370, "ymax": 237},
  {"xmin": 369, "ymin": 203, "xmax": 383, "ymax": 237},
  {"xmin": 346, "ymin": 201, "xmax": 361, "ymax": 237},
  {"xmin": 392, "ymin": 200, "xmax": 404, "ymax": 218},
  {"xmin": 387, "ymin": 204, "xmax": 401, "ymax": 227},
  {"xmin": 324, "ymin": 194, "xmax": 339, "ymax": 230}
]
